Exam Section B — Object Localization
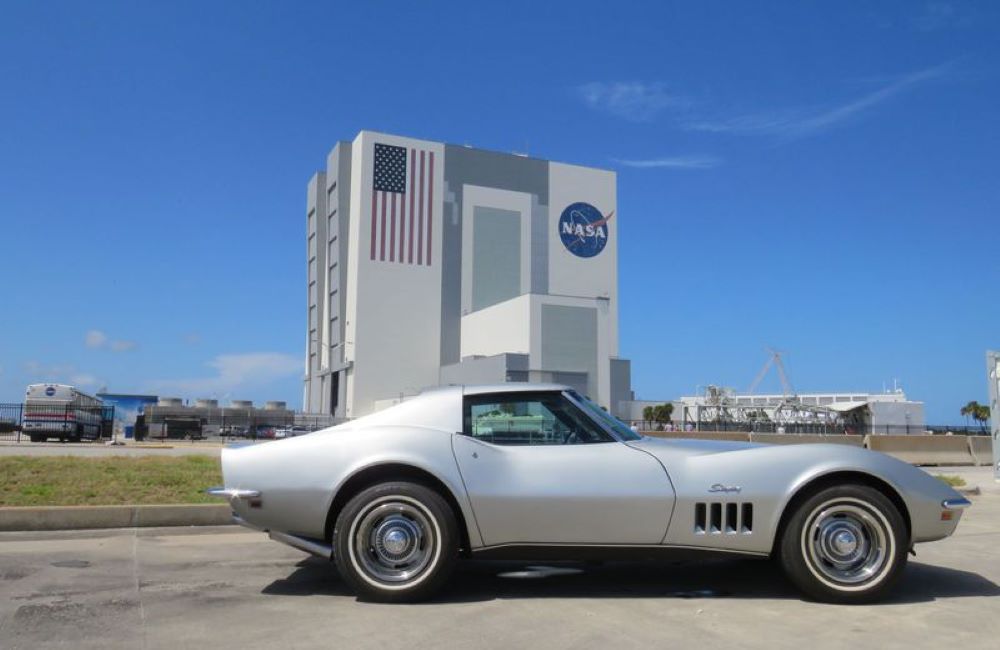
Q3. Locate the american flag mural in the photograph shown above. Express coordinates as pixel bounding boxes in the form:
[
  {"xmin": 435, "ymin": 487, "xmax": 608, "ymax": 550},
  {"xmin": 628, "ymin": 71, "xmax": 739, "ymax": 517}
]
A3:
[{"xmin": 370, "ymin": 143, "xmax": 436, "ymax": 266}]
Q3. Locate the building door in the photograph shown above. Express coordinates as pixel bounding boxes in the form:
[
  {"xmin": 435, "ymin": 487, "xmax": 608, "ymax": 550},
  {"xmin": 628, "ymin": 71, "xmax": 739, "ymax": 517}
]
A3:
[{"xmin": 330, "ymin": 371, "xmax": 339, "ymax": 416}]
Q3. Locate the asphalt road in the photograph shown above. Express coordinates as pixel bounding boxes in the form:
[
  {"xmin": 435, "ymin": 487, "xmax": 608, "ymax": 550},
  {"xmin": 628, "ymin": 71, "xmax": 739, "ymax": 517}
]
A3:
[{"xmin": 1, "ymin": 470, "xmax": 998, "ymax": 649}]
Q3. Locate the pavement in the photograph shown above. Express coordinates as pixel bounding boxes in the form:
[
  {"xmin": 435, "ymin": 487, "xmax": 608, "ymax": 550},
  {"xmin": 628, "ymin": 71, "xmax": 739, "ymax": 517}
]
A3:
[{"xmin": 0, "ymin": 467, "xmax": 998, "ymax": 649}]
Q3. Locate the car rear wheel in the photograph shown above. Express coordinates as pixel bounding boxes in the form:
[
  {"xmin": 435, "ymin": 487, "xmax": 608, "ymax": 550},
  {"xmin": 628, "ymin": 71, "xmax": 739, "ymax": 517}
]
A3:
[
  {"xmin": 333, "ymin": 481, "xmax": 458, "ymax": 602},
  {"xmin": 779, "ymin": 484, "xmax": 908, "ymax": 604}
]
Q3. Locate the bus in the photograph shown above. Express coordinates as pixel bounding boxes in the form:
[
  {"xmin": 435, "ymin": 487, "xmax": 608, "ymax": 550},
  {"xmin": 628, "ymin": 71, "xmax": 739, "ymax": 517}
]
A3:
[{"xmin": 23, "ymin": 384, "xmax": 104, "ymax": 442}]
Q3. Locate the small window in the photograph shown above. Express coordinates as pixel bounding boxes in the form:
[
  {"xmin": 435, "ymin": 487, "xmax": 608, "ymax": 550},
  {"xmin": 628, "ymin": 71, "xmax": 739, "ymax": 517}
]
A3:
[{"xmin": 463, "ymin": 392, "xmax": 613, "ymax": 446}]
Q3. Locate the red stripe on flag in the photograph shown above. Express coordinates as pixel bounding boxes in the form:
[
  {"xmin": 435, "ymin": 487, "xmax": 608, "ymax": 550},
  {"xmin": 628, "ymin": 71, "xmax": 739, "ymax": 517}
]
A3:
[
  {"xmin": 389, "ymin": 193, "xmax": 396, "ymax": 262},
  {"xmin": 379, "ymin": 191, "xmax": 387, "ymax": 261},
  {"xmin": 399, "ymin": 193, "xmax": 406, "ymax": 264},
  {"xmin": 418, "ymin": 150, "xmax": 425, "ymax": 266},
  {"xmin": 427, "ymin": 151, "xmax": 434, "ymax": 266},
  {"xmin": 408, "ymin": 149, "xmax": 416, "ymax": 264},
  {"xmin": 369, "ymin": 190, "xmax": 377, "ymax": 261}
]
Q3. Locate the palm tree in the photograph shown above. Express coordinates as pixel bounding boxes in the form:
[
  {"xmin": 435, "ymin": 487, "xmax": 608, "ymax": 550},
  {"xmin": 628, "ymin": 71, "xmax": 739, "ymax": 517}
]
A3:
[
  {"xmin": 960, "ymin": 401, "xmax": 991, "ymax": 432},
  {"xmin": 973, "ymin": 403, "xmax": 990, "ymax": 433},
  {"xmin": 960, "ymin": 401, "xmax": 981, "ymax": 427}
]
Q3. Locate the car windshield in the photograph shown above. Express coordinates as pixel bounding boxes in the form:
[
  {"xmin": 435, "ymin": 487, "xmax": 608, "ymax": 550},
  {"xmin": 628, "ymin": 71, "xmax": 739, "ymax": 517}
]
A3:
[{"xmin": 565, "ymin": 390, "xmax": 642, "ymax": 441}]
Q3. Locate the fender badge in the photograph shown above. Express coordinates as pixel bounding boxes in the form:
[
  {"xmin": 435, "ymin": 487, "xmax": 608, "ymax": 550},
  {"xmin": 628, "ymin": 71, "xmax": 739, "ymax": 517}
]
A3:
[{"xmin": 709, "ymin": 483, "xmax": 742, "ymax": 494}]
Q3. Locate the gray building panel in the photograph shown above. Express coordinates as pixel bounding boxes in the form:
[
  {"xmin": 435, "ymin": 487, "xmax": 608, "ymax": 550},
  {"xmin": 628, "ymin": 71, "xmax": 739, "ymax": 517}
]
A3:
[
  {"xmin": 472, "ymin": 207, "xmax": 521, "ymax": 311},
  {"xmin": 530, "ymin": 198, "xmax": 549, "ymax": 295},
  {"xmin": 439, "ymin": 181, "xmax": 463, "ymax": 366},
  {"xmin": 439, "ymin": 145, "xmax": 550, "ymax": 366},
  {"xmin": 610, "ymin": 357, "xmax": 633, "ymax": 418},
  {"xmin": 541, "ymin": 304, "xmax": 598, "ymax": 398}
]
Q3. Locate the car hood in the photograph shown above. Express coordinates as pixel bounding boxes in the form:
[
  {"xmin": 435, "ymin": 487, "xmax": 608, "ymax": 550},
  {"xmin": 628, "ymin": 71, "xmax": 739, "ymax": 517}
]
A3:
[{"xmin": 628, "ymin": 435, "xmax": 761, "ymax": 458}]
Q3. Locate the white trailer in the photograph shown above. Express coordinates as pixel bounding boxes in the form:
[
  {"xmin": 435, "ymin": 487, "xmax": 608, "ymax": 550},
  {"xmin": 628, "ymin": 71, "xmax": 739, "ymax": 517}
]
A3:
[{"xmin": 23, "ymin": 384, "xmax": 104, "ymax": 442}]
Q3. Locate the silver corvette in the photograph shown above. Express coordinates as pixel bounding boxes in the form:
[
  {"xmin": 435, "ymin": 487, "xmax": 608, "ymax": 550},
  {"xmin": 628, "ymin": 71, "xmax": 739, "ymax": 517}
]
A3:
[{"xmin": 209, "ymin": 384, "xmax": 970, "ymax": 603}]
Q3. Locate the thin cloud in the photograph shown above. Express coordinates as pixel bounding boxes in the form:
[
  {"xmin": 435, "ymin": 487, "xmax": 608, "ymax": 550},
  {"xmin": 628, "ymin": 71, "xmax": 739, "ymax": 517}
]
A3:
[
  {"xmin": 686, "ymin": 64, "xmax": 951, "ymax": 138},
  {"xmin": 613, "ymin": 155, "xmax": 722, "ymax": 170},
  {"xmin": 149, "ymin": 352, "xmax": 301, "ymax": 397},
  {"xmin": 578, "ymin": 82, "xmax": 689, "ymax": 122},
  {"xmin": 22, "ymin": 361, "xmax": 101, "ymax": 388},
  {"xmin": 85, "ymin": 329, "xmax": 137, "ymax": 352}
]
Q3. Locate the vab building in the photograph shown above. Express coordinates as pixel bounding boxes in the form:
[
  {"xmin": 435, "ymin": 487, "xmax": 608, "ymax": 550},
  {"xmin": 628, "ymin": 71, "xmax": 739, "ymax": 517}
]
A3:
[{"xmin": 303, "ymin": 131, "xmax": 632, "ymax": 419}]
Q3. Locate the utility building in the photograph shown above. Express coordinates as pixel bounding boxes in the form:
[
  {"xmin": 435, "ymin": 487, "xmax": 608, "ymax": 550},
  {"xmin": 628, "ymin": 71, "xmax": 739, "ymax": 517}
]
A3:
[{"xmin": 303, "ymin": 131, "xmax": 632, "ymax": 419}]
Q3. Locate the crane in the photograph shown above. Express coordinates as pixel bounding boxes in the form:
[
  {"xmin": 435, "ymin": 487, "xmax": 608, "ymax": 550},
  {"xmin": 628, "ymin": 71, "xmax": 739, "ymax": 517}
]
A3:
[{"xmin": 747, "ymin": 347, "xmax": 796, "ymax": 398}]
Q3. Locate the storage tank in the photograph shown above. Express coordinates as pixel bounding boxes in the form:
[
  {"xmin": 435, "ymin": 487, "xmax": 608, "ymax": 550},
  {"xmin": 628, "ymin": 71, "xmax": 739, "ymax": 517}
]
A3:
[
  {"xmin": 195, "ymin": 399, "xmax": 218, "ymax": 409},
  {"xmin": 158, "ymin": 397, "xmax": 183, "ymax": 407},
  {"xmin": 230, "ymin": 400, "xmax": 253, "ymax": 409},
  {"xmin": 264, "ymin": 401, "xmax": 287, "ymax": 411}
]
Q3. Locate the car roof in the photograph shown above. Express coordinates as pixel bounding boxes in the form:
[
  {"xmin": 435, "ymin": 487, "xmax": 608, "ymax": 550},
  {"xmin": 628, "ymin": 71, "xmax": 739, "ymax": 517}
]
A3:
[{"xmin": 458, "ymin": 383, "xmax": 571, "ymax": 396}]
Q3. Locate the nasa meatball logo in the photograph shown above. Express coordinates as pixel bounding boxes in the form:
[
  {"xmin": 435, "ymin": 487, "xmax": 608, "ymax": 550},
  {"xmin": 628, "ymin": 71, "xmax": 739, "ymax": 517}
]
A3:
[
  {"xmin": 558, "ymin": 202, "xmax": 612, "ymax": 258},
  {"xmin": 44, "ymin": 386, "xmax": 56, "ymax": 397}
]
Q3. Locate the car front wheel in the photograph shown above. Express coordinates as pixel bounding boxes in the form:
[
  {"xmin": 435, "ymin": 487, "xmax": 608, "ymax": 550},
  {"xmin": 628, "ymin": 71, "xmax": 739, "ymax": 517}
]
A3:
[
  {"xmin": 779, "ymin": 484, "xmax": 908, "ymax": 604},
  {"xmin": 333, "ymin": 481, "xmax": 458, "ymax": 602}
]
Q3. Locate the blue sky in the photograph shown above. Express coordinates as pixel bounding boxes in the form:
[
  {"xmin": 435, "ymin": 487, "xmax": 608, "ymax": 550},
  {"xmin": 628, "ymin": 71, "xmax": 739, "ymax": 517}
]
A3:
[{"xmin": 0, "ymin": 1, "xmax": 996, "ymax": 422}]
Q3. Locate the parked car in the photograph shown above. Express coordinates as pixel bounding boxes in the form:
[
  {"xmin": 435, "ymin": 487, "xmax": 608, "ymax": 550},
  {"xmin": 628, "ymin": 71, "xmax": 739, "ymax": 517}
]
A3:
[
  {"xmin": 274, "ymin": 426, "xmax": 311, "ymax": 439},
  {"xmin": 209, "ymin": 384, "xmax": 969, "ymax": 603}
]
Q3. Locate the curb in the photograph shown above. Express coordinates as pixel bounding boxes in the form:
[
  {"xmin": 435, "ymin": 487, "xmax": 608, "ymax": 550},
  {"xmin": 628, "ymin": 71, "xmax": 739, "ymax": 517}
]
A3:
[{"xmin": 0, "ymin": 504, "xmax": 233, "ymax": 531}]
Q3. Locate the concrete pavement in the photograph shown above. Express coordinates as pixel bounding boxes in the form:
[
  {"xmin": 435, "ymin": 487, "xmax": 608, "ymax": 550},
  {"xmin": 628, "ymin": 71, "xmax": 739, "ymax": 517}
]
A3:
[{"xmin": 1, "ymin": 483, "xmax": 998, "ymax": 649}]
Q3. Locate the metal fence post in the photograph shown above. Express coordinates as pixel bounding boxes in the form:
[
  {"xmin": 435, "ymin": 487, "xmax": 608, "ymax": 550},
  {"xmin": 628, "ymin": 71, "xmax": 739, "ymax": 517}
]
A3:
[{"xmin": 988, "ymin": 351, "xmax": 999, "ymax": 481}]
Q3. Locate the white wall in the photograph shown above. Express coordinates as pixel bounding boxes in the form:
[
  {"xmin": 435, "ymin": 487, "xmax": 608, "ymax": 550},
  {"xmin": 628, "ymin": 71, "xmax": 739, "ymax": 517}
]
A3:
[
  {"xmin": 460, "ymin": 294, "xmax": 531, "ymax": 359},
  {"xmin": 345, "ymin": 131, "xmax": 445, "ymax": 417},
  {"xmin": 547, "ymin": 162, "xmax": 618, "ymax": 357}
]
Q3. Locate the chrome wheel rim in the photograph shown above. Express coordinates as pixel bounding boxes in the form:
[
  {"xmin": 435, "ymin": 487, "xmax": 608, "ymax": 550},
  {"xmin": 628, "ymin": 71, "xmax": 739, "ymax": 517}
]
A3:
[
  {"xmin": 802, "ymin": 498, "xmax": 892, "ymax": 588},
  {"xmin": 351, "ymin": 498, "xmax": 436, "ymax": 585}
]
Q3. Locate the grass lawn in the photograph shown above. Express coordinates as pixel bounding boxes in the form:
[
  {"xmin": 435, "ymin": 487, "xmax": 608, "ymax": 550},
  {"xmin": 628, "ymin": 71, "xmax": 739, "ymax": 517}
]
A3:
[{"xmin": 0, "ymin": 456, "xmax": 222, "ymax": 507}]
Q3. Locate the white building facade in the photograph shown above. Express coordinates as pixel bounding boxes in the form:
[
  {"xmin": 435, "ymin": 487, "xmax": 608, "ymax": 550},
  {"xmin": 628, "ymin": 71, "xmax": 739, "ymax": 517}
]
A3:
[{"xmin": 304, "ymin": 131, "xmax": 631, "ymax": 419}]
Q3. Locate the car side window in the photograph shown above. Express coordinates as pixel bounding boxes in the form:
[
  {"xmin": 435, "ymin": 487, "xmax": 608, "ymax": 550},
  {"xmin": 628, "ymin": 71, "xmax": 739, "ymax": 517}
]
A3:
[{"xmin": 463, "ymin": 392, "xmax": 613, "ymax": 446}]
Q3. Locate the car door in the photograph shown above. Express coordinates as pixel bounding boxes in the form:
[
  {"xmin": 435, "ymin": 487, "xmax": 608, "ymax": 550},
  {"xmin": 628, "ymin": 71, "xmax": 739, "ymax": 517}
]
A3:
[{"xmin": 452, "ymin": 391, "xmax": 675, "ymax": 547}]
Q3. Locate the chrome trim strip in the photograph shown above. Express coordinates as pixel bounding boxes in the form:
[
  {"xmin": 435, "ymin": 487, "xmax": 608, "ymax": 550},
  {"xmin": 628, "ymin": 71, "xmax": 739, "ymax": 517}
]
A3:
[
  {"xmin": 269, "ymin": 531, "xmax": 333, "ymax": 559},
  {"xmin": 941, "ymin": 498, "xmax": 972, "ymax": 510},
  {"xmin": 206, "ymin": 487, "xmax": 261, "ymax": 499},
  {"xmin": 471, "ymin": 542, "xmax": 768, "ymax": 558},
  {"xmin": 232, "ymin": 515, "xmax": 262, "ymax": 531}
]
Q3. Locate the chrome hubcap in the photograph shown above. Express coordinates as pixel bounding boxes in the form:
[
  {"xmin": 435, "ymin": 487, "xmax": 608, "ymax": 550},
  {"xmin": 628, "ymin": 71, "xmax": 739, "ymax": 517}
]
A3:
[
  {"xmin": 831, "ymin": 529, "xmax": 858, "ymax": 556},
  {"xmin": 352, "ymin": 499, "xmax": 436, "ymax": 585},
  {"xmin": 803, "ymin": 500, "xmax": 890, "ymax": 586}
]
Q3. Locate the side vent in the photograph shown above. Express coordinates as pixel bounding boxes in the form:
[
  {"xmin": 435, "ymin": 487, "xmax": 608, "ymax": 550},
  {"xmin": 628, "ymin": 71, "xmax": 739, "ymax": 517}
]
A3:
[
  {"xmin": 694, "ymin": 502, "xmax": 754, "ymax": 535},
  {"xmin": 709, "ymin": 503, "xmax": 722, "ymax": 534},
  {"xmin": 725, "ymin": 503, "xmax": 738, "ymax": 534},
  {"xmin": 741, "ymin": 503, "xmax": 753, "ymax": 533},
  {"xmin": 694, "ymin": 503, "xmax": 707, "ymax": 534}
]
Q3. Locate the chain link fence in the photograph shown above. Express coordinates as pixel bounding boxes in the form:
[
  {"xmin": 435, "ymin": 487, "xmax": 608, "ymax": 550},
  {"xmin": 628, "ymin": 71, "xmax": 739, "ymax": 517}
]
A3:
[{"xmin": 631, "ymin": 419, "xmax": 990, "ymax": 436}]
